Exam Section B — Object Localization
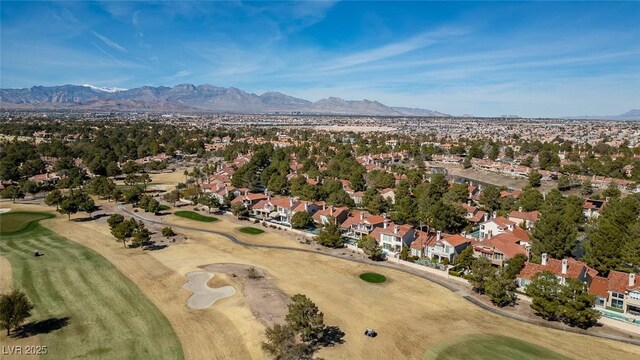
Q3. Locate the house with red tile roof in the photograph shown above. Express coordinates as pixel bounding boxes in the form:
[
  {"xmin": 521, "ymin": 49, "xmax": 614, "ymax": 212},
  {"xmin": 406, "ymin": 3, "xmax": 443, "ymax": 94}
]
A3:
[
  {"xmin": 410, "ymin": 230, "xmax": 472, "ymax": 262},
  {"xmin": 508, "ymin": 207, "xmax": 540, "ymax": 230},
  {"xmin": 312, "ymin": 206, "xmax": 349, "ymax": 226},
  {"xmin": 583, "ymin": 199, "xmax": 607, "ymax": 220},
  {"xmin": 479, "ymin": 216, "xmax": 518, "ymax": 239},
  {"xmin": 379, "ymin": 188, "xmax": 395, "ymax": 204},
  {"xmin": 29, "ymin": 172, "xmax": 60, "ymax": 185},
  {"xmin": 369, "ymin": 222, "xmax": 416, "ymax": 255},
  {"xmin": 230, "ymin": 192, "xmax": 268, "ymax": 208},
  {"xmin": 471, "ymin": 232, "xmax": 529, "ymax": 266},
  {"xmin": 340, "ymin": 211, "xmax": 388, "ymax": 240},
  {"xmin": 589, "ymin": 271, "xmax": 640, "ymax": 316},
  {"xmin": 516, "ymin": 253, "xmax": 597, "ymax": 288},
  {"xmin": 251, "ymin": 196, "xmax": 319, "ymax": 226},
  {"xmin": 345, "ymin": 190, "xmax": 364, "ymax": 205},
  {"xmin": 462, "ymin": 202, "xmax": 488, "ymax": 224}
]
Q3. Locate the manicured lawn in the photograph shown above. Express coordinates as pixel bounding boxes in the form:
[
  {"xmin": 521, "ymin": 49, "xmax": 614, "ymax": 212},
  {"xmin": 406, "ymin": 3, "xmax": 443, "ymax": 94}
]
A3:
[
  {"xmin": 359, "ymin": 272, "xmax": 387, "ymax": 283},
  {"xmin": 423, "ymin": 334, "xmax": 569, "ymax": 360},
  {"xmin": 0, "ymin": 213, "xmax": 183, "ymax": 359},
  {"xmin": 238, "ymin": 227, "xmax": 265, "ymax": 235},
  {"xmin": 174, "ymin": 211, "xmax": 218, "ymax": 222},
  {"xmin": 0, "ymin": 211, "xmax": 55, "ymax": 235}
]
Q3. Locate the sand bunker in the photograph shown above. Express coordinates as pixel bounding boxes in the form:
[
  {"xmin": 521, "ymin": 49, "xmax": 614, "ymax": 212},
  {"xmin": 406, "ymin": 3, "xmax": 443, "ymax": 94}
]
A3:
[
  {"xmin": 0, "ymin": 208, "xmax": 11, "ymax": 214},
  {"xmin": 182, "ymin": 271, "xmax": 236, "ymax": 309}
]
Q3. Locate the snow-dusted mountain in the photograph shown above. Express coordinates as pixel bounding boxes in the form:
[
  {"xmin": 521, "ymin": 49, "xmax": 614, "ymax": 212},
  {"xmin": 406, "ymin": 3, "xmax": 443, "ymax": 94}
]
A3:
[
  {"xmin": 82, "ymin": 84, "xmax": 128, "ymax": 93},
  {"xmin": 0, "ymin": 83, "xmax": 448, "ymax": 116}
]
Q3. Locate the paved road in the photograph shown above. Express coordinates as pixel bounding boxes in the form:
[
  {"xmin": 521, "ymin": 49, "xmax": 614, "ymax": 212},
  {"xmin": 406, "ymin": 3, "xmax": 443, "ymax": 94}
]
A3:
[{"xmin": 119, "ymin": 205, "xmax": 640, "ymax": 346}]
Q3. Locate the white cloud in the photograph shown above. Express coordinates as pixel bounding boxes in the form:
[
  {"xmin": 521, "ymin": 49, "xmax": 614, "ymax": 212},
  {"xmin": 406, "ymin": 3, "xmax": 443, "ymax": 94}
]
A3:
[{"xmin": 92, "ymin": 31, "xmax": 128, "ymax": 53}]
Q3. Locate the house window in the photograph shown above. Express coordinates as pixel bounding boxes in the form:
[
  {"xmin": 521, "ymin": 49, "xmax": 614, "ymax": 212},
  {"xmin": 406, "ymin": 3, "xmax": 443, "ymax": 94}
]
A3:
[
  {"xmin": 612, "ymin": 292, "xmax": 624, "ymax": 299},
  {"xmin": 595, "ymin": 298, "xmax": 605, "ymax": 307},
  {"xmin": 611, "ymin": 299, "xmax": 624, "ymax": 309}
]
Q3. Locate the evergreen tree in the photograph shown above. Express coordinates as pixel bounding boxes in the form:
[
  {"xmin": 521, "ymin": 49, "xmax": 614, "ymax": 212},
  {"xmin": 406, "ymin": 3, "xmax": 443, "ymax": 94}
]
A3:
[
  {"xmin": 291, "ymin": 211, "xmax": 312, "ymax": 229},
  {"xmin": 528, "ymin": 171, "xmax": 542, "ymax": 187},
  {"xmin": 525, "ymin": 271, "xmax": 562, "ymax": 320},
  {"xmin": 560, "ymin": 278, "xmax": 601, "ymax": 329},
  {"xmin": 532, "ymin": 210, "xmax": 577, "ymax": 259},
  {"xmin": 357, "ymin": 235, "xmax": 384, "ymax": 261},
  {"xmin": 316, "ymin": 218, "xmax": 344, "ymax": 248},
  {"xmin": 584, "ymin": 194, "xmax": 640, "ymax": 273},
  {"xmin": 44, "ymin": 189, "xmax": 64, "ymax": 210},
  {"xmin": 485, "ymin": 271, "xmax": 517, "ymax": 307},
  {"xmin": 468, "ymin": 257, "xmax": 495, "ymax": 294},
  {"xmin": 285, "ymin": 294, "xmax": 325, "ymax": 343}
]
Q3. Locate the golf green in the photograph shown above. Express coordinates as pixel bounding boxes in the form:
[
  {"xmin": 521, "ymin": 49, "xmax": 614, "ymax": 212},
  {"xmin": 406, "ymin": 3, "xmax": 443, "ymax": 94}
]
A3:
[
  {"xmin": 0, "ymin": 211, "xmax": 55, "ymax": 235},
  {"xmin": 423, "ymin": 334, "xmax": 569, "ymax": 360},
  {"xmin": 359, "ymin": 272, "xmax": 387, "ymax": 283},
  {"xmin": 238, "ymin": 226, "xmax": 265, "ymax": 235},
  {"xmin": 174, "ymin": 210, "xmax": 218, "ymax": 222}
]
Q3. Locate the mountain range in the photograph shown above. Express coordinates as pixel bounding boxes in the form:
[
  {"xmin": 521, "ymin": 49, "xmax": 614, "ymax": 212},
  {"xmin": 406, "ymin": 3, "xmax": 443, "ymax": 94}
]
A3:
[
  {"xmin": 0, "ymin": 84, "xmax": 449, "ymax": 116},
  {"xmin": 564, "ymin": 109, "xmax": 640, "ymax": 121}
]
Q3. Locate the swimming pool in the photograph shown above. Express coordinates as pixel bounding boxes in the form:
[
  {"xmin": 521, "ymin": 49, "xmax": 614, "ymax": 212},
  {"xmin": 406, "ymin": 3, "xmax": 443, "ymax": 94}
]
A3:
[{"xmin": 598, "ymin": 309, "xmax": 640, "ymax": 326}]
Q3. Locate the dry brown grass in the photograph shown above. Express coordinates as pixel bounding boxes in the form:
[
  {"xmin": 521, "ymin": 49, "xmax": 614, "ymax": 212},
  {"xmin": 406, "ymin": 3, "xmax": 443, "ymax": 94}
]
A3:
[{"xmin": 4, "ymin": 203, "xmax": 640, "ymax": 360}]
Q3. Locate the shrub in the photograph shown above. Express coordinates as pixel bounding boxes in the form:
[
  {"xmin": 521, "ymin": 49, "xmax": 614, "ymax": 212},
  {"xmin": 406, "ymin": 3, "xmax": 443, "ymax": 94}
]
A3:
[
  {"xmin": 247, "ymin": 267, "xmax": 263, "ymax": 279},
  {"xmin": 162, "ymin": 227, "xmax": 176, "ymax": 237}
]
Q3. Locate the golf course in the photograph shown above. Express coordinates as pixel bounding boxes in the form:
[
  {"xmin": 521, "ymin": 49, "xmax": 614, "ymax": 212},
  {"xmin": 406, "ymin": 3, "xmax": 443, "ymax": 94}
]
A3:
[
  {"xmin": 0, "ymin": 211, "xmax": 183, "ymax": 359},
  {"xmin": 2, "ymin": 201, "xmax": 640, "ymax": 360}
]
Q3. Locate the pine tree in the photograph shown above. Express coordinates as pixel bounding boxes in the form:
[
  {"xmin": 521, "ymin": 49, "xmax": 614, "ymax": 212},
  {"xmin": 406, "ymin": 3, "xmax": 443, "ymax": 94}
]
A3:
[{"xmin": 532, "ymin": 210, "xmax": 577, "ymax": 259}]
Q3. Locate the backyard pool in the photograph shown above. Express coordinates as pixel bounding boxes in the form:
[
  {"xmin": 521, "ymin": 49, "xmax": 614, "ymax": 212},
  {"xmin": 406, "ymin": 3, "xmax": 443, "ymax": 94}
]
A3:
[{"xmin": 598, "ymin": 309, "xmax": 640, "ymax": 326}]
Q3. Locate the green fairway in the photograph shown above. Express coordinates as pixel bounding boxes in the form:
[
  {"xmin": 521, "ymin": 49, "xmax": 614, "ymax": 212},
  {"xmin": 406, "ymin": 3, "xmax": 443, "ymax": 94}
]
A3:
[
  {"xmin": 174, "ymin": 210, "xmax": 218, "ymax": 222},
  {"xmin": 0, "ymin": 213, "xmax": 183, "ymax": 359},
  {"xmin": 0, "ymin": 211, "xmax": 55, "ymax": 235},
  {"xmin": 359, "ymin": 272, "xmax": 387, "ymax": 283},
  {"xmin": 238, "ymin": 226, "xmax": 264, "ymax": 235},
  {"xmin": 423, "ymin": 334, "xmax": 569, "ymax": 360}
]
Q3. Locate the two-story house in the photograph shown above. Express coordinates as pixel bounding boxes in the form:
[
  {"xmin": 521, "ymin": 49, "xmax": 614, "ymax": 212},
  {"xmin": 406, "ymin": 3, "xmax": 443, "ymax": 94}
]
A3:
[
  {"xmin": 478, "ymin": 216, "xmax": 518, "ymax": 239},
  {"xmin": 230, "ymin": 192, "xmax": 268, "ymax": 209},
  {"xmin": 411, "ymin": 230, "xmax": 472, "ymax": 263},
  {"xmin": 589, "ymin": 271, "xmax": 640, "ymax": 317},
  {"xmin": 516, "ymin": 253, "xmax": 597, "ymax": 288},
  {"xmin": 462, "ymin": 202, "xmax": 487, "ymax": 225},
  {"xmin": 508, "ymin": 208, "xmax": 540, "ymax": 230},
  {"xmin": 369, "ymin": 222, "xmax": 415, "ymax": 255},
  {"xmin": 251, "ymin": 197, "xmax": 319, "ymax": 226},
  {"xmin": 312, "ymin": 206, "xmax": 350, "ymax": 226},
  {"xmin": 471, "ymin": 232, "xmax": 529, "ymax": 267},
  {"xmin": 340, "ymin": 211, "xmax": 387, "ymax": 240}
]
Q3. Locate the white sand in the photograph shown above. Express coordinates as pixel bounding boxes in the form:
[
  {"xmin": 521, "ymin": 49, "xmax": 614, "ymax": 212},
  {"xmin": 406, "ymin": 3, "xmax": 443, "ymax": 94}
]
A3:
[
  {"xmin": 0, "ymin": 208, "xmax": 11, "ymax": 214},
  {"xmin": 182, "ymin": 271, "xmax": 236, "ymax": 310}
]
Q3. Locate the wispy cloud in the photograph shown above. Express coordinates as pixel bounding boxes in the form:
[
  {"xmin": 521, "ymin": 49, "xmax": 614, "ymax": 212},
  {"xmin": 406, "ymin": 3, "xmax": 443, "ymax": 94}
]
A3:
[
  {"xmin": 322, "ymin": 27, "xmax": 470, "ymax": 70},
  {"xmin": 91, "ymin": 31, "xmax": 127, "ymax": 53},
  {"xmin": 91, "ymin": 42, "xmax": 124, "ymax": 66}
]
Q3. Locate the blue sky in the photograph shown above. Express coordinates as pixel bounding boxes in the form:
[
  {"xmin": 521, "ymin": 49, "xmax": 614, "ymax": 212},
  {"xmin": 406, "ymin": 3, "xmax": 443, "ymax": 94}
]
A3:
[{"xmin": 1, "ymin": 1, "xmax": 639, "ymax": 117}]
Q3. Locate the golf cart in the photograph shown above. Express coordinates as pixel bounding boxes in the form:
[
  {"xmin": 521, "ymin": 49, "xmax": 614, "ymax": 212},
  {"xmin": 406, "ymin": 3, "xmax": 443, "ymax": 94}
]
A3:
[{"xmin": 364, "ymin": 328, "xmax": 377, "ymax": 338}]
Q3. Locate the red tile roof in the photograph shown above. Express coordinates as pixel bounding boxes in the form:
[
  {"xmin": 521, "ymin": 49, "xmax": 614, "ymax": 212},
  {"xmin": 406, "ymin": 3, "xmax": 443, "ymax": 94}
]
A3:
[
  {"xmin": 517, "ymin": 257, "xmax": 595, "ymax": 280},
  {"xmin": 607, "ymin": 271, "xmax": 635, "ymax": 294},
  {"xmin": 509, "ymin": 210, "xmax": 540, "ymax": 222},
  {"xmin": 588, "ymin": 276, "xmax": 609, "ymax": 298}
]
